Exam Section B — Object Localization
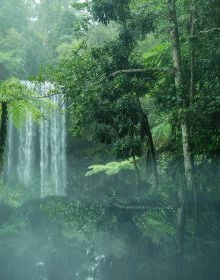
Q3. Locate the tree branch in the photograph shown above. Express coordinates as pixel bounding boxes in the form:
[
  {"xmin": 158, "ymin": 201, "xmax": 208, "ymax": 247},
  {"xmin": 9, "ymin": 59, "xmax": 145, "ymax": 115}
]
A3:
[
  {"xmin": 5, "ymin": 92, "xmax": 63, "ymax": 104},
  {"xmin": 92, "ymin": 67, "xmax": 168, "ymax": 87},
  {"xmin": 110, "ymin": 200, "xmax": 173, "ymax": 210},
  {"xmin": 199, "ymin": 27, "xmax": 220, "ymax": 33},
  {"xmin": 108, "ymin": 67, "xmax": 168, "ymax": 78}
]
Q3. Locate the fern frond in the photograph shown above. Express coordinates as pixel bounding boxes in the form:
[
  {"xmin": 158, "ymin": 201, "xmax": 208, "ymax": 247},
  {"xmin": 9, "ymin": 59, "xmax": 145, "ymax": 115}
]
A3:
[
  {"xmin": 152, "ymin": 122, "xmax": 172, "ymax": 149},
  {"xmin": 85, "ymin": 158, "xmax": 137, "ymax": 177},
  {"xmin": 0, "ymin": 79, "xmax": 59, "ymax": 128}
]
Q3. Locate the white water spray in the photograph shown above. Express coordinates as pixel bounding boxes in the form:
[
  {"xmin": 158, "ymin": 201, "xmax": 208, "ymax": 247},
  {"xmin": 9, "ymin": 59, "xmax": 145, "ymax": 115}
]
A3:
[{"xmin": 4, "ymin": 82, "xmax": 67, "ymax": 197}]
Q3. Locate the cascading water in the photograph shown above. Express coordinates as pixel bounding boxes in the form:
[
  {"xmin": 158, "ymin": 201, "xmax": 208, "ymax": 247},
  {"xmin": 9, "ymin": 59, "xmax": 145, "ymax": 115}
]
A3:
[{"xmin": 4, "ymin": 82, "xmax": 67, "ymax": 197}]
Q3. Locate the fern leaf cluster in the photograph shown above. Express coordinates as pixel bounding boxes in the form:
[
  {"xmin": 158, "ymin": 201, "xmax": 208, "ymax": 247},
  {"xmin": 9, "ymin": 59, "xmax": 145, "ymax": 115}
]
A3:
[
  {"xmin": 0, "ymin": 79, "xmax": 57, "ymax": 128},
  {"xmin": 85, "ymin": 158, "xmax": 137, "ymax": 176}
]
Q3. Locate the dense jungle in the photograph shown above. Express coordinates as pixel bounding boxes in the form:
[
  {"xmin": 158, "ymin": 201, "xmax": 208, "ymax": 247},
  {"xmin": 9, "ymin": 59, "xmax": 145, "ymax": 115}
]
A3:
[{"xmin": 0, "ymin": 0, "xmax": 220, "ymax": 279}]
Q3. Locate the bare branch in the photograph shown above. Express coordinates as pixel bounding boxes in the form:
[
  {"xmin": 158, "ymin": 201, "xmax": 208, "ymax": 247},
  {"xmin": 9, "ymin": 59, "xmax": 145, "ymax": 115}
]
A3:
[
  {"xmin": 111, "ymin": 201, "xmax": 173, "ymax": 210},
  {"xmin": 92, "ymin": 67, "xmax": 168, "ymax": 87},
  {"xmin": 199, "ymin": 27, "xmax": 220, "ymax": 33},
  {"xmin": 108, "ymin": 68, "xmax": 168, "ymax": 78},
  {"xmin": 5, "ymin": 92, "xmax": 63, "ymax": 104}
]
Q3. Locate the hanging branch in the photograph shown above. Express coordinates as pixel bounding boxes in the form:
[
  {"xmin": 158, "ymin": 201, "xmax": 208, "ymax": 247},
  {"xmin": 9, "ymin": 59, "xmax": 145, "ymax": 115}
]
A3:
[{"xmin": 138, "ymin": 99, "xmax": 159, "ymax": 187}]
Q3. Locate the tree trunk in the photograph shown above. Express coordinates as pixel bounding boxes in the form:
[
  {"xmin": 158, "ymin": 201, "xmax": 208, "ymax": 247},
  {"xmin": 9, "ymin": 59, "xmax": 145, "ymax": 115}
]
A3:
[
  {"xmin": 190, "ymin": 0, "xmax": 201, "ymax": 273},
  {"xmin": 0, "ymin": 102, "xmax": 8, "ymax": 174},
  {"xmin": 167, "ymin": 1, "xmax": 187, "ymax": 279},
  {"xmin": 167, "ymin": 1, "xmax": 200, "ymax": 278},
  {"xmin": 190, "ymin": 0, "xmax": 196, "ymax": 105}
]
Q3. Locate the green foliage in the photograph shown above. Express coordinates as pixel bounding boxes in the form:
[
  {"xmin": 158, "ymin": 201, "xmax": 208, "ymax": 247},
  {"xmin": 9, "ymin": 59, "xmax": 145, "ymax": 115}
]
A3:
[
  {"xmin": 142, "ymin": 42, "xmax": 170, "ymax": 66},
  {"xmin": 0, "ymin": 0, "xmax": 219, "ymax": 279},
  {"xmin": 40, "ymin": 198, "xmax": 117, "ymax": 238},
  {"xmin": 0, "ymin": 28, "xmax": 25, "ymax": 79},
  {"xmin": 85, "ymin": 158, "xmax": 136, "ymax": 176},
  {"xmin": 54, "ymin": 24, "xmax": 154, "ymax": 159},
  {"xmin": 0, "ymin": 183, "xmax": 25, "ymax": 208},
  {"xmin": 135, "ymin": 209, "xmax": 176, "ymax": 247},
  {"xmin": 152, "ymin": 122, "xmax": 172, "ymax": 149},
  {"xmin": 91, "ymin": 0, "xmax": 131, "ymax": 24},
  {"xmin": 0, "ymin": 219, "xmax": 27, "ymax": 249},
  {"xmin": 0, "ymin": 79, "xmax": 55, "ymax": 128},
  {"xmin": 0, "ymin": 0, "xmax": 28, "ymax": 35}
]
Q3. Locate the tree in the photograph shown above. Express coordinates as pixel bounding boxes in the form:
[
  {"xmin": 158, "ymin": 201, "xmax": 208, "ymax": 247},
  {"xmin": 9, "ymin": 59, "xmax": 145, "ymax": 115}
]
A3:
[
  {"xmin": 167, "ymin": 1, "xmax": 188, "ymax": 278},
  {"xmin": 54, "ymin": 0, "xmax": 160, "ymax": 187},
  {"xmin": 0, "ymin": 0, "xmax": 28, "ymax": 35},
  {"xmin": 53, "ymin": 0, "xmax": 220, "ymax": 278},
  {"xmin": 0, "ymin": 28, "xmax": 26, "ymax": 79}
]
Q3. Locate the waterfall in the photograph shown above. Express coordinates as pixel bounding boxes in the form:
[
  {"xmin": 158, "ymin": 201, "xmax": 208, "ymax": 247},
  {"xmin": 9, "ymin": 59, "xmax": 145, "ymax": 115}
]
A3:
[{"xmin": 4, "ymin": 82, "xmax": 67, "ymax": 197}]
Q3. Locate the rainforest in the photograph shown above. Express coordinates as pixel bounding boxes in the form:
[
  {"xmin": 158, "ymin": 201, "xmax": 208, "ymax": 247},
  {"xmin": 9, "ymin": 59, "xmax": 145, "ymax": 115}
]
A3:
[{"xmin": 0, "ymin": 0, "xmax": 220, "ymax": 279}]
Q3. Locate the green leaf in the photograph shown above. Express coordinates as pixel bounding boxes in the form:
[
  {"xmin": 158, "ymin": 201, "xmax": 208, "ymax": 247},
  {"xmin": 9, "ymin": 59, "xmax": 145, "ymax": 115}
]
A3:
[{"xmin": 85, "ymin": 158, "xmax": 137, "ymax": 176}]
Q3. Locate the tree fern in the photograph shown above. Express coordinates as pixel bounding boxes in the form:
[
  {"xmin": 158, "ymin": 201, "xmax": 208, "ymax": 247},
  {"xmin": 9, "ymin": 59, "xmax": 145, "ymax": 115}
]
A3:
[
  {"xmin": 152, "ymin": 122, "xmax": 172, "ymax": 149},
  {"xmin": 85, "ymin": 158, "xmax": 137, "ymax": 176},
  {"xmin": 142, "ymin": 42, "xmax": 170, "ymax": 67}
]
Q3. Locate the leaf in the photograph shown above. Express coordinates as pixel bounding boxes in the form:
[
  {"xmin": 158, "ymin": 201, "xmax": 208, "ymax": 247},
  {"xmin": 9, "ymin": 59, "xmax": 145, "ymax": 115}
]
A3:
[
  {"xmin": 85, "ymin": 158, "xmax": 137, "ymax": 176},
  {"xmin": 143, "ymin": 42, "xmax": 169, "ymax": 66},
  {"xmin": 0, "ymin": 79, "xmax": 58, "ymax": 128},
  {"xmin": 152, "ymin": 122, "xmax": 172, "ymax": 149}
]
